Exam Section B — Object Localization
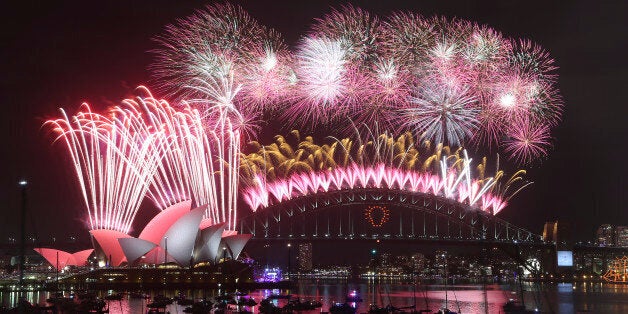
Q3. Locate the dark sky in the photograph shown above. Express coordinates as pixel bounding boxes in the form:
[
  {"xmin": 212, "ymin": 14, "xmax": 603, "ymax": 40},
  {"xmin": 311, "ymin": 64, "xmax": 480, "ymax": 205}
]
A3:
[{"xmin": 1, "ymin": 0, "xmax": 627, "ymax": 245}]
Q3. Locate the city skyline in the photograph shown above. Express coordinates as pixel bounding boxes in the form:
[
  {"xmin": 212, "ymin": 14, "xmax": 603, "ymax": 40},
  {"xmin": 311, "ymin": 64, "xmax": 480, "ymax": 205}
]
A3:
[{"xmin": 1, "ymin": 0, "xmax": 627, "ymax": 243}]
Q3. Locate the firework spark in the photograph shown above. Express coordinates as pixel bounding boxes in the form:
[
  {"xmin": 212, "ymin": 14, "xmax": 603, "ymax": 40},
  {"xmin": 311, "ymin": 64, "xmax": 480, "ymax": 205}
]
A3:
[
  {"xmin": 46, "ymin": 105, "xmax": 167, "ymax": 233},
  {"xmin": 241, "ymin": 131, "xmax": 527, "ymax": 215},
  {"xmin": 399, "ymin": 83, "xmax": 480, "ymax": 147},
  {"xmin": 149, "ymin": 5, "xmax": 563, "ymax": 163},
  {"xmin": 503, "ymin": 117, "xmax": 552, "ymax": 164}
]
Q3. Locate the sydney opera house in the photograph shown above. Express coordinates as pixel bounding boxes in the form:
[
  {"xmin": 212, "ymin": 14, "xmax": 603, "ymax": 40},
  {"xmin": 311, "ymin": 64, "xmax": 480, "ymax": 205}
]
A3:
[{"xmin": 35, "ymin": 201, "xmax": 251, "ymax": 271}]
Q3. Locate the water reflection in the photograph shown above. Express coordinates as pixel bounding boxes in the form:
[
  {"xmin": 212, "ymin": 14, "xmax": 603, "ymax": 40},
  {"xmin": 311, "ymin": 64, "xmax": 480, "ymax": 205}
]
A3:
[{"xmin": 1, "ymin": 281, "xmax": 628, "ymax": 313}]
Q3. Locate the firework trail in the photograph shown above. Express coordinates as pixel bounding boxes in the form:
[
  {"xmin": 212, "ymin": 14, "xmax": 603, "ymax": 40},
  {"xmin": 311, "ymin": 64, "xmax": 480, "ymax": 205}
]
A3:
[
  {"xmin": 120, "ymin": 88, "xmax": 242, "ymax": 230},
  {"xmin": 116, "ymin": 88, "xmax": 194, "ymax": 210},
  {"xmin": 48, "ymin": 86, "xmax": 246, "ymax": 232},
  {"xmin": 46, "ymin": 105, "xmax": 167, "ymax": 233}
]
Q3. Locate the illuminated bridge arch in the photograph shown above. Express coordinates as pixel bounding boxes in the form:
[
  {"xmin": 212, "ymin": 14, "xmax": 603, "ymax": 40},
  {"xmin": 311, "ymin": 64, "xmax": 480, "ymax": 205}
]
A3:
[{"xmin": 238, "ymin": 189, "xmax": 542, "ymax": 244}]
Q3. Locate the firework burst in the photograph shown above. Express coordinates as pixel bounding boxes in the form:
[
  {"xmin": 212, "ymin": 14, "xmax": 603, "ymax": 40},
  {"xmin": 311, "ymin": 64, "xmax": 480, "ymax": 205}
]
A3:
[
  {"xmin": 286, "ymin": 37, "xmax": 349, "ymax": 124},
  {"xmin": 503, "ymin": 117, "xmax": 552, "ymax": 164},
  {"xmin": 149, "ymin": 4, "xmax": 564, "ymax": 164},
  {"xmin": 311, "ymin": 5, "xmax": 384, "ymax": 66},
  {"xmin": 399, "ymin": 83, "xmax": 480, "ymax": 147},
  {"xmin": 151, "ymin": 3, "xmax": 292, "ymax": 134}
]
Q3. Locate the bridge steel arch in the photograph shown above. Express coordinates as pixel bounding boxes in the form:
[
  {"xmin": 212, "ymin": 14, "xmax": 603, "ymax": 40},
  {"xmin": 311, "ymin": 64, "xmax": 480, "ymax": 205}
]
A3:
[{"xmin": 238, "ymin": 189, "xmax": 542, "ymax": 245}]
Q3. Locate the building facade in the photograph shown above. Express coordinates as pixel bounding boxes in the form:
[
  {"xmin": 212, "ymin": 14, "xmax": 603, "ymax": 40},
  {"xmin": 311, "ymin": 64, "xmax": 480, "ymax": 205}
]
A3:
[{"xmin": 297, "ymin": 243, "xmax": 313, "ymax": 272}]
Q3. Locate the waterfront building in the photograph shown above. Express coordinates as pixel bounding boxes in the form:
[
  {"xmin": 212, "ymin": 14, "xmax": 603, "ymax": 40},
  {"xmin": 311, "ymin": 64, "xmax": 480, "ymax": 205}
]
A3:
[
  {"xmin": 380, "ymin": 253, "xmax": 392, "ymax": 267},
  {"xmin": 434, "ymin": 250, "xmax": 448, "ymax": 268},
  {"xmin": 33, "ymin": 202, "xmax": 251, "ymax": 269},
  {"xmin": 596, "ymin": 224, "xmax": 615, "ymax": 247},
  {"xmin": 410, "ymin": 253, "xmax": 426, "ymax": 273},
  {"xmin": 542, "ymin": 222, "xmax": 554, "ymax": 242},
  {"xmin": 297, "ymin": 243, "xmax": 313, "ymax": 272},
  {"xmin": 615, "ymin": 226, "xmax": 628, "ymax": 247}
]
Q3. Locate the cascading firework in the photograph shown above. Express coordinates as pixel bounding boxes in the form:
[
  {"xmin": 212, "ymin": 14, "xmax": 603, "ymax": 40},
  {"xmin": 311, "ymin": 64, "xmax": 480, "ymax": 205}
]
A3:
[
  {"xmin": 46, "ymin": 104, "xmax": 167, "ymax": 233},
  {"xmin": 240, "ymin": 131, "xmax": 530, "ymax": 215},
  {"xmin": 48, "ymin": 88, "xmax": 243, "ymax": 232}
]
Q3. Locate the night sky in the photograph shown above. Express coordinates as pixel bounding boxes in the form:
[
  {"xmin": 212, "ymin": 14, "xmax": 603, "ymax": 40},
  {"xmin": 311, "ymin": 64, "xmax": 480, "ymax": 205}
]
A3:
[{"xmin": 1, "ymin": 0, "xmax": 627, "ymax": 245}]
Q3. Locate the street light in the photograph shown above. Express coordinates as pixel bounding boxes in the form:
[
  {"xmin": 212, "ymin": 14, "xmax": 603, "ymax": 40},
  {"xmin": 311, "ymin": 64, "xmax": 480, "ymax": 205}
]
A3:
[
  {"xmin": 370, "ymin": 248, "xmax": 377, "ymax": 303},
  {"xmin": 287, "ymin": 243, "xmax": 292, "ymax": 278},
  {"xmin": 18, "ymin": 179, "xmax": 27, "ymax": 288}
]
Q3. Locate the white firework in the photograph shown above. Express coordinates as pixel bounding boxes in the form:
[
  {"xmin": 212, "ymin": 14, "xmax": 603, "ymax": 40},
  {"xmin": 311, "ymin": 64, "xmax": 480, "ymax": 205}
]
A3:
[
  {"xmin": 295, "ymin": 37, "xmax": 348, "ymax": 110},
  {"xmin": 400, "ymin": 83, "xmax": 479, "ymax": 146}
]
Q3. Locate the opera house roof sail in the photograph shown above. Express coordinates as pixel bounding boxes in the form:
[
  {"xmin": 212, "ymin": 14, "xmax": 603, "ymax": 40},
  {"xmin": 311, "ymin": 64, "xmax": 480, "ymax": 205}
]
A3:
[{"xmin": 35, "ymin": 200, "xmax": 251, "ymax": 269}]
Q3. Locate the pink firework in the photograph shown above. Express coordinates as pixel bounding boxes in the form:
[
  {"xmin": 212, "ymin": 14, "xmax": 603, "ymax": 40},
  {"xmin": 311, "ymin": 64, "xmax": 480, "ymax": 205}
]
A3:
[
  {"xmin": 492, "ymin": 73, "xmax": 535, "ymax": 114},
  {"xmin": 383, "ymin": 11, "xmax": 435, "ymax": 71},
  {"xmin": 311, "ymin": 5, "xmax": 384, "ymax": 67},
  {"xmin": 237, "ymin": 43, "xmax": 293, "ymax": 111},
  {"xmin": 503, "ymin": 117, "xmax": 552, "ymax": 164},
  {"xmin": 148, "ymin": 5, "xmax": 564, "ymax": 164},
  {"xmin": 243, "ymin": 162, "xmax": 507, "ymax": 216},
  {"xmin": 151, "ymin": 3, "xmax": 290, "ymax": 134},
  {"xmin": 509, "ymin": 39, "xmax": 558, "ymax": 83},
  {"xmin": 372, "ymin": 59, "xmax": 412, "ymax": 104},
  {"xmin": 236, "ymin": 27, "xmax": 294, "ymax": 113}
]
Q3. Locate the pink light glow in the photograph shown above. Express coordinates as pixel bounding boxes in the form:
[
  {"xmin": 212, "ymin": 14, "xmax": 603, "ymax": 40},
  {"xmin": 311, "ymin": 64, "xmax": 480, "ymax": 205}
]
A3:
[
  {"xmin": 138, "ymin": 200, "xmax": 192, "ymax": 245},
  {"xmin": 34, "ymin": 248, "xmax": 75, "ymax": 271},
  {"xmin": 90, "ymin": 229, "xmax": 132, "ymax": 267},
  {"xmin": 244, "ymin": 163, "xmax": 506, "ymax": 215}
]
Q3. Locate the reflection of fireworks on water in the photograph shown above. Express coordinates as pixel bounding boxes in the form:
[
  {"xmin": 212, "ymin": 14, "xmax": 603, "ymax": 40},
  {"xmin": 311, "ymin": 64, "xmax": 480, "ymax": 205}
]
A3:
[
  {"xmin": 240, "ymin": 131, "xmax": 530, "ymax": 215},
  {"xmin": 150, "ymin": 4, "xmax": 562, "ymax": 163}
]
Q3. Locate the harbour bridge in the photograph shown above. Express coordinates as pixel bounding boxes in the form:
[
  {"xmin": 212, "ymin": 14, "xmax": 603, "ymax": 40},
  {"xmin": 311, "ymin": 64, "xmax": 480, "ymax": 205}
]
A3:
[
  {"xmin": 239, "ymin": 189, "xmax": 541, "ymax": 244},
  {"xmin": 237, "ymin": 189, "xmax": 553, "ymax": 271}
]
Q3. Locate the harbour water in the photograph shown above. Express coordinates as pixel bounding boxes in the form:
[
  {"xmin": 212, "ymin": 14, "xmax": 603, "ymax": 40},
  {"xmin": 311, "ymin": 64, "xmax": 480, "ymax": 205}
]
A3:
[{"xmin": 2, "ymin": 280, "xmax": 628, "ymax": 313}]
